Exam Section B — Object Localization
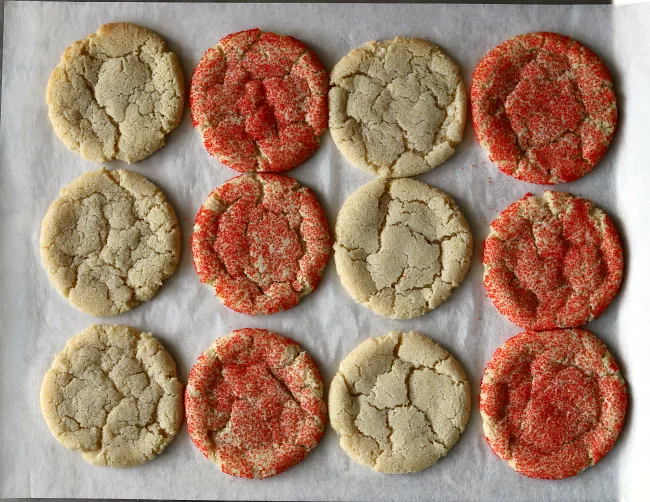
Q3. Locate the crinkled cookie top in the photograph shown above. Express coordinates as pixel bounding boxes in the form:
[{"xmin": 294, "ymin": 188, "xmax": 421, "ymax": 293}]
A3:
[
  {"xmin": 40, "ymin": 324, "xmax": 184, "ymax": 467},
  {"xmin": 47, "ymin": 22, "xmax": 184, "ymax": 163},
  {"xmin": 40, "ymin": 168, "xmax": 180, "ymax": 317},
  {"xmin": 329, "ymin": 37, "xmax": 466, "ymax": 178},
  {"xmin": 329, "ymin": 331, "xmax": 471, "ymax": 473},
  {"xmin": 334, "ymin": 178, "xmax": 472, "ymax": 319},
  {"xmin": 190, "ymin": 29, "xmax": 328, "ymax": 173},
  {"xmin": 185, "ymin": 328, "xmax": 326, "ymax": 479},
  {"xmin": 484, "ymin": 191, "xmax": 623, "ymax": 330},
  {"xmin": 480, "ymin": 328, "xmax": 627, "ymax": 479},
  {"xmin": 471, "ymin": 32, "xmax": 617, "ymax": 184}
]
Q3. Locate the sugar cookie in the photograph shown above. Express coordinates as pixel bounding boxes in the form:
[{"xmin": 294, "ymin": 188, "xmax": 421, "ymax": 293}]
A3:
[
  {"xmin": 329, "ymin": 37, "xmax": 466, "ymax": 178},
  {"xmin": 185, "ymin": 328, "xmax": 326, "ymax": 478},
  {"xmin": 471, "ymin": 32, "xmax": 616, "ymax": 184},
  {"xmin": 40, "ymin": 324, "xmax": 183, "ymax": 467},
  {"xmin": 47, "ymin": 23, "xmax": 184, "ymax": 163},
  {"xmin": 329, "ymin": 331, "xmax": 470, "ymax": 473},
  {"xmin": 334, "ymin": 178, "xmax": 472, "ymax": 319},
  {"xmin": 480, "ymin": 328, "xmax": 627, "ymax": 479}
]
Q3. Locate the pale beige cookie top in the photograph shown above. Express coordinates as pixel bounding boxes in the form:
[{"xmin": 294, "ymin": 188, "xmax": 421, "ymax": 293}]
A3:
[
  {"xmin": 47, "ymin": 22, "xmax": 184, "ymax": 163},
  {"xmin": 40, "ymin": 324, "xmax": 184, "ymax": 467},
  {"xmin": 40, "ymin": 168, "xmax": 180, "ymax": 317},
  {"xmin": 334, "ymin": 178, "xmax": 472, "ymax": 319},
  {"xmin": 329, "ymin": 331, "xmax": 471, "ymax": 473},
  {"xmin": 329, "ymin": 37, "xmax": 466, "ymax": 178}
]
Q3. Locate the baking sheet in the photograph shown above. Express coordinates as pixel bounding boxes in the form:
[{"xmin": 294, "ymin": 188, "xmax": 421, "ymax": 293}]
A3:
[{"xmin": 1, "ymin": 2, "xmax": 649, "ymax": 500}]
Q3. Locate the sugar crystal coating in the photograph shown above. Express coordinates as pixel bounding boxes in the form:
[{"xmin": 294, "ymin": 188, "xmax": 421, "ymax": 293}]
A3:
[
  {"xmin": 484, "ymin": 191, "xmax": 623, "ymax": 330},
  {"xmin": 191, "ymin": 173, "xmax": 331, "ymax": 315},
  {"xmin": 480, "ymin": 328, "xmax": 627, "ymax": 479},
  {"xmin": 471, "ymin": 32, "xmax": 617, "ymax": 184},
  {"xmin": 185, "ymin": 329, "xmax": 326, "ymax": 478},
  {"xmin": 190, "ymin": 29, "xmax": 328, "ymax": 172}
]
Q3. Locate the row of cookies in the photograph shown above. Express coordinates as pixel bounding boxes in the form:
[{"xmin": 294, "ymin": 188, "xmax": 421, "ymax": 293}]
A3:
[
  {"xmin": 48, "ymin": 24, "xmax": 617, "ymax": 185},
  {"xmin": 40, "ymin": 168, "xmax": 624, "ymax": 328},
  {"xmin": 42, "ymin": 323, "xmax": 625, "ymax": 481}
]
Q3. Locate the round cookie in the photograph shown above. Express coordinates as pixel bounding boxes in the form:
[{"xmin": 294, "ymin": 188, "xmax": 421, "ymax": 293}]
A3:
[
  {"xmin": 334, "ymin": 178, "xmax": 472, "ymax": 319},
  {"xmin": 40, "ymin": 168, "xmax": 181, "ymax": 317},
  {"xmin": 471, "ymin": 32, "xmax": 617, "ymax": 184},
  {"xmin": 40, "ymin": 324, "xmax": 183, "ymax": 467},
  {"xmin": 484, "ymin": 191, "xmax": 623, "ymax": 330},
  {"xmin": 329, "ymin": 331, "xmax": 471, "ymax": 473},
  {"xmin": 329, "ymin": 37, "xmax": 466, "ymax": 178},
  {"xmin": 190, "ymin": 28, "xmax": 328, "ymax": 172},
  {"xmin": 480, "ymin": 328, "xmax": 627, "ymax": 479},
  {"xmin": 191, "ymin": 173, "xmax": 331, "ymax": 315},
  {"xmin": 185, "ymin": 328, "xmax": 326, "ymax": 479},
  {"xmin": 47, "ymin": 22, "xmax": 184, "ymax": 163}
]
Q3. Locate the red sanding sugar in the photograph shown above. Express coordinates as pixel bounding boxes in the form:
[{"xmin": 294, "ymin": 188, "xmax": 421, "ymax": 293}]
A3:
[
  {"xmin": 471, "ymin": 32, "xmax": 617, "ymax": 184},
  {"xmin": 191, "ymin": 173, "xmax": 331, "ymax": 316},
  {"xmin": 185, "ymin": 328, "xmax": 327, "ymax": 479},
  {"xmin": 484, "ymin": 191, "xmax": 623, "ymax": 330},
  {"xmin": 190, "ymin": 29, "xmax": 328, "ymax": 173},
  {"xmin": 480, "ymin": 328, "xmax": 627, "ymax": 480}
]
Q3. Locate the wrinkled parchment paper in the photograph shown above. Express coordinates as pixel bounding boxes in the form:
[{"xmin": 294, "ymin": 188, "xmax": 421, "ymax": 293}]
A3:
[{"xmin": 1, "ymin": 2, "xmax": 649, "ymax": 500}]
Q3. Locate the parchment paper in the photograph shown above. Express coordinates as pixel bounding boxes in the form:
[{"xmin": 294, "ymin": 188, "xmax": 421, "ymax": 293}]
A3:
[{"xmin": 1, "ymin": 2, "xmax": 649, "ymax": 500}]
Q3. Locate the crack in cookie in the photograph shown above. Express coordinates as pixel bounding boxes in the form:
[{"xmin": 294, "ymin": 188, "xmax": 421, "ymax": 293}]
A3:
[
  {"xmin": 185, "ymin": 329, "xmax": 326, "ymax": 479},
  {"xmin": 40, "ymin": 324, "xmax": 183, "ymax": 467},
  {"xmin": 334, "ymin": 178, "xmax": 472, "ymax": 319},
  {"xmin": 40, "ymin": 168, "xmax": 181, "ymax": 317},
  {"xmin": 329, "ymin": 331, "xmax": 471, "ymax": 473},
  {"xmin": 479, "ymin": 328, "xmax": 627, "ymax": 479},
  {"xmin": 471, "ymin": 32, "xmax": 617, "ymax": 184},
  {"xmin": 329, "ymin": 37, "xmax": 466, "ymax": 178},
  {"xmin": 191, "ymin": 173, "xmax": 331, "ymax": 315},
  {"xmin": 483, "ymin": 191, "xmax": 623, "ymax": 330},
  {"xmin": 190, "ymin": 29, "xmax": 328, "ymax": 173},
  {"xmin": 47, "ymin": 23, "xmax": 184, "ymax": 163}
]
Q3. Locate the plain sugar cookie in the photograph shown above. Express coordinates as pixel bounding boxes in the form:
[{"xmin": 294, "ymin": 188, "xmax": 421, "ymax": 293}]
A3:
[
  {"xmin": 191, "ymin": 173, "xmax": 331, "ymax": 315},
  {"xmin": 471, "ymin": 32, "xmax": 617, "ymax": 184},
  {"xmin": 480, "ymin": 328, "xmax": 627, "ymax": 479},
  {"xmin": 329, "ymin": 331, "xmax": 471, "ymax": 473},
  {"xmin": 190, "ymin": 29, "xmax": 328, "ymax": 172},
  {"xmin": 40, "ymin": 168, "xmax": 181, "ymax": 317},
  {"xmin": 334, "ymin": 178, "xmax": 472, "ymax": 319},
  {"xmin": 185, "ymin": 328, "xmax": 326, "ymax": 479},
  {"xmin": 329, "ymin": 37, "xmax": 466, "ymax": 178},
  {"xmin": 47, "ymin": 22, "xmax": 184, "ymax": 163},
  {"xmin": 484, "ymin": 191, "xmax": 623, "ymax": 330},
  {"xmin": 40, "ymin": 324, "xmax": 183, "ymax": 467}
]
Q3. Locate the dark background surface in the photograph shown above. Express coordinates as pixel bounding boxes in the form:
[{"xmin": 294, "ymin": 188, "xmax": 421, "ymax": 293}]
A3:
[{"xmin": 0, "ymin": 1, "xmax": 613, "ymax": 501}]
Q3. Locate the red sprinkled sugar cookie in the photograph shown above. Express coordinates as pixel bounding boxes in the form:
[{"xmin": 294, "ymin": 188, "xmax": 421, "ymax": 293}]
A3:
[
  {"xmin": 480, "ymin": 328, "xmax": 627, "ymax": 479},
  {"xmin": 471, "ymin": 32, "xmax": 617, "ymax": 184},
  {"xmin": 185, "ymin": 329, "xmax": 326, "ymax": 479},
  {"xmin": 484, "ymin": 191, "xmax": 623, "ymax": 330},
  {"xmin": 191, "ymin": 173, "xmax": 331, "ymax": 315},
  {"xmin": 190, "ymin": 29, "xmax": 328, "ymax": 172}
]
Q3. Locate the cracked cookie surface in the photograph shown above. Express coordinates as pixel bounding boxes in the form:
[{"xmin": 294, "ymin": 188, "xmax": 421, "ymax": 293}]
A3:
[
  {"xmin": 190, "ymin": 29, "xmax": 328, "ymax": 172},
  {"xmin": 471, "ymin": 32, "xmax": 617, "ymax": 184},
  {"xmin": 191, "ymin": 173, "xmax": 331, "ymax": 315},
  {"xmin": 47, "ymin": 23, "xmax": 184, "ymax": 164},
  {"xmin": 334, "ymin": 178, "xmax": 472, "ymax": 319},
  {"xmin": 40, "ymin": 168, "xmax": 181, "ymax": 317},
  {"xmin": 329, "ymin": 37, "xmax": 466, "ymax": 178},
  {"xmin": 185, "ymin": 328, "xmax": 326, "ymax": 479},
  {"xmin": 40, "ymin": 324, "xmax": 183, "ymax": 467},
  {"xmin": 329, "ymin": 331, "xmax": 470, "ymax": 473},
  {"xmin": 484, "ymin": 191, "xmax": 623, "ymax": 330},
  {"xmin": 480, "ymin": 328, "xmax": 627, "ymax": 479}
]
